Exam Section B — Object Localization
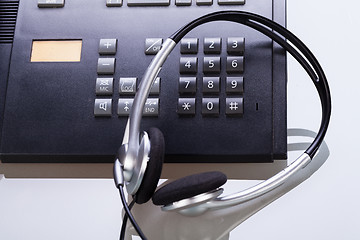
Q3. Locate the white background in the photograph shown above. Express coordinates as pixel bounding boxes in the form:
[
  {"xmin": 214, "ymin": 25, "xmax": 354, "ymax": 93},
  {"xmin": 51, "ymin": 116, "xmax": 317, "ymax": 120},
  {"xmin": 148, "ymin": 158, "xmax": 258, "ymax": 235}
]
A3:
[{"xmin": 1, "ymin": 0, "xmax": 360, "ymax": 239}]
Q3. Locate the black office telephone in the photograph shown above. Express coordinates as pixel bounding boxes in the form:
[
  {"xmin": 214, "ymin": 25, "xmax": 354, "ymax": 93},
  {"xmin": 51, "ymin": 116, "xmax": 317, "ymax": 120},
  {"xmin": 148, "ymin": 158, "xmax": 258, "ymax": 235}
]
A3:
[{"xmin": 0, "ymin": 0, "xmax": 287, "ymax": 164}]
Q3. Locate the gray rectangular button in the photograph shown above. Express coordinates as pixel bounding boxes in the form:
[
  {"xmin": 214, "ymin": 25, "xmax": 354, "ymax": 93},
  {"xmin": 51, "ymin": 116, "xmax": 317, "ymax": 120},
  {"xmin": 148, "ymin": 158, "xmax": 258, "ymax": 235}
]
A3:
[
  {"xmin": 180, "ymin": 57, "xmax": 198, "ymax": 74},
  {"xmin": 38, "ymin": 0, "xmax": 65, "ymax": 8},
  {"xmin": 202, "ymin": 98, "xmax": 219, "ymax": 116},
  {"xmin": 176, "ymin": 0, "xmax": 192, "ymax": 5},
  {"xmin": 150, "ymin": 77, "xmax": 161, "ymax": 95},
  {"xmin": 106, "ymin": 0, "xmax": 123, "ymax": 7},
  {"xmin": 179, "ymin": 77, "xmax": 197, "ymax": 94},
  {"xmin": 145, "ymin": 38, "xmax": 163, "ymax": 55},
  {"xmin": 178, "ymin": 98, "xmax": 196, "ymax": 115},
  {"xmin": 119, "ymin": 78, "xmax": 137, "ymax": 95},
  {"xmin": 96, "ymin": 78, "xmax": 114, "ymax": 95},
  {"xmin": 128, "ymin": 0, "xmax": 170, "ymax": 6},
  {"xmin": 94, "ymin": 99, "xmax": 112, "ymax": 116},
  {"xmin": 118, "ymin": 99, "xmax": 134, "ymax": 116},
  {"xmin": 99, "ymin": 39, "xmax": 117, "ymax": 55},
  {"xmin": 226, "ymin": 56, "xmax": 244, "ymax": 73},
  {"xmin": 143, "ymin": 98, "xmax": 159, "ymax": 116},
  {"xmin": 226, "ymin": 98, "xmax": 243, "ymax": 116},
  {"xmin": 97, "ymin": 58, "xmax": 115, "ymax": 75},
  {"xmin": 218, "ymin": 0, "xmax": 245, "ymax": 5},
  {"xmin": 196, "ymin": 0, "xmax": 213, "ymax": 5}
]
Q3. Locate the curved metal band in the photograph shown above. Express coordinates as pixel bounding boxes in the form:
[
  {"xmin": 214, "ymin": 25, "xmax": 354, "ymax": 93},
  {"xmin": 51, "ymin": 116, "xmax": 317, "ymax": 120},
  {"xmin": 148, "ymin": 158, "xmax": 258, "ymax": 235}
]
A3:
[{"xmin": 121, "ymin": 39, "xmax": 176, "ymax": 181}]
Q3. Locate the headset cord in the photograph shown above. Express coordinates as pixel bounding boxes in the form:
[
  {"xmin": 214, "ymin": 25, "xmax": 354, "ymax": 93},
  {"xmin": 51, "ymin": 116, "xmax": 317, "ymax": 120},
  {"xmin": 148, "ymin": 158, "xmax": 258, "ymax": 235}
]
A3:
[
  {"xmin": 118, "ymin": 187, "xmax": 147, "ymax": 240},
  {"xmin": 120, "ymin": 198, "xmax": 136, "ymax": 240}
]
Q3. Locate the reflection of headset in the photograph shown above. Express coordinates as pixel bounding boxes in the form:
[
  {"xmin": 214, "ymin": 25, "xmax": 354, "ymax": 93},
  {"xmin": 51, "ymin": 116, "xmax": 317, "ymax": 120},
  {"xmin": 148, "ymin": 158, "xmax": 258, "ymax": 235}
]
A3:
[{"xmin": 113, "ymin": 11, "xmax": 331, "ymax": 240}]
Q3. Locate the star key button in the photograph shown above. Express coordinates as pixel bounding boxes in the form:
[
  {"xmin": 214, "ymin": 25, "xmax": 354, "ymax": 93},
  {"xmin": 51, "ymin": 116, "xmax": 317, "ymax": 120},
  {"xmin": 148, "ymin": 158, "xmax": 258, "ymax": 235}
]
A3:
[{"xmin": 178, "ymin": 98, "xmax": 196, "ymax": 115}]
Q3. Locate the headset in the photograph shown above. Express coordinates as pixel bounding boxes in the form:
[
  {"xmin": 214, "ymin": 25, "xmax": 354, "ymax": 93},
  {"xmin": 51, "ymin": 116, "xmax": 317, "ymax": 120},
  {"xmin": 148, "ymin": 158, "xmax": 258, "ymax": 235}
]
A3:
[{"xmin": 113, "ymin": 11, "xmax": 331, "ymax": 240}]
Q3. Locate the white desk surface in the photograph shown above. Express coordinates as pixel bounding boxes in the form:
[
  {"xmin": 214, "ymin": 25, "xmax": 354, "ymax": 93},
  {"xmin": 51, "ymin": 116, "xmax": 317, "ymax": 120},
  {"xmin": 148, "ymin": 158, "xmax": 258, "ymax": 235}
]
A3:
[{"xmin": 1, "ymin": 0, "xmax": 360, "ymax": 239}]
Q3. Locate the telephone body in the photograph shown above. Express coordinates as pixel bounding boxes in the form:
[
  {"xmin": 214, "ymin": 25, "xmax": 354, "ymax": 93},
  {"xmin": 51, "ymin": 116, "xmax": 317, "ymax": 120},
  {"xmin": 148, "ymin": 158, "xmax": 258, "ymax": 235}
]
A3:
[{"xmin": 0, "ymin": 0, "xmax": 287, "ymax": 164}]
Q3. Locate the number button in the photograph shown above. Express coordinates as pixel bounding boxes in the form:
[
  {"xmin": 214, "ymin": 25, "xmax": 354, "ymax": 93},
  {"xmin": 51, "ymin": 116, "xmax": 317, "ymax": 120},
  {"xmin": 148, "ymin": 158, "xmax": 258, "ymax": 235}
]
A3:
[
  {"xmin": 180, "ymin": 57, "xmax": 198, "ymax": 74},
  {"xmin": 202, "ymin": 98, "xmax": 219, "ymax": 116},
  {"xmin": 178, "ymin": 98, "xmax": 196, "ymax": 115},
  {"xmin": 202, "ymin": 77, "xmax": 220, "ymax": 94},
  {"xmin": 180, "ymin": 38, "xmax": 198, "ymax": 54},
  {"xmin": 179, "ymin": 77, "xmax": 197, "ymax": 94},
  {"xmin": 226, "ymin": 56, "xmax": 244, "ymax": 73},
  {"xmin": 227, "ymin": 37, "xmax": 245, "ymax": 55},
  {"xmin": 204, "ymin": 37, "xmax": 221, "ymax": 54},
  {"xmin": 203, "ymin": 57, "xmax": 221, "ymax": 74},
  {"xmin": 226, "ymin": 77, "xmax": 243, "ymax": 94}
]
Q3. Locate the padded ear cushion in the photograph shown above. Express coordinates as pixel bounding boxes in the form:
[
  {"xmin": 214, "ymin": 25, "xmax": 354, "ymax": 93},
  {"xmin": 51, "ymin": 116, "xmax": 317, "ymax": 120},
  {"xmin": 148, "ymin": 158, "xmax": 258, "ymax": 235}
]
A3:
[
  {"xmin": 152, "ymin": 171, "xmax": 227, "ymax": 206},
  {"xmin": 135, "ymin": 127, "xmax": 165, "ymax": 204}
]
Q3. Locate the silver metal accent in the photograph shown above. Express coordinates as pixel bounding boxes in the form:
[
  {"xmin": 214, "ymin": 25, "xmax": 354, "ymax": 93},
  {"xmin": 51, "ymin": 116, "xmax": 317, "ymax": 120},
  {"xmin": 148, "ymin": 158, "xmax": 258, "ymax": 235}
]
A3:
[
  {"xmin": 162, "ymin": 153, "xmax": 312, "ymax": 216},
  {"xmin": 126, "ymin": 131, "xmax": 151, "ymax": 195},
  {"xmin": 162, "ymin": 189, "xmax": 224, "ymax": 216},
  {"xmin": 113, "ymin": 159, "xmax": 124, "ymax": 188},
  {"xmin": 122, "ymin": 38, "xmax": 176, "ymax": 181}
]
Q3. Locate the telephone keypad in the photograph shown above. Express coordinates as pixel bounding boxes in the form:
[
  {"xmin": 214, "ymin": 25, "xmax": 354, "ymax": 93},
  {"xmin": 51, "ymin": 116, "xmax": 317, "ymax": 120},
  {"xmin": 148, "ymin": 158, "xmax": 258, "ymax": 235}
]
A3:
[{"xmin": 178, "ymin": 37, "xmax": 245, "ymax": 117}]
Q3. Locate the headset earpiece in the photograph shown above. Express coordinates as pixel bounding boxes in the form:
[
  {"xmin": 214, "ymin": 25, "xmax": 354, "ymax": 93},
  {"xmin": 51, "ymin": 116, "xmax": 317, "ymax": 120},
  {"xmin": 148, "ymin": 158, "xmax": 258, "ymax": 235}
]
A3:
[
  {"xmin": 134, "ymin": 127, "xmax": 165, "ymax": 204},
  {"xmin": 152, "ymin": 171, "xmax": 227, "ymax": 206}
]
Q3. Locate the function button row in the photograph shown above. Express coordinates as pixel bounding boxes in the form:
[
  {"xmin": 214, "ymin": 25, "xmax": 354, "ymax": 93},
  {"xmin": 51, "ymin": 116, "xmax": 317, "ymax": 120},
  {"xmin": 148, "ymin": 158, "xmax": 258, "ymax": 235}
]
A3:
[
  {"xmin": 94, "ymin": 98, "xmax": 159, "ymax": 117},
  {"xmin": 179, "ymin": 77, "xmax": 243, "ymax": 94},
  {"xmin": 181, "ymin": 37, "xmax": 245, "ymax": 55},
  {"xmin": 180, "ymin": 57, "xmax": 244, "ymax": 74},
  {"xmin": 105, "ymin": 0, "xmax": 245, "ymax": 7},
  {"xmin": 96, "ymin": 77, "xmax": 161, "ymax": 96},
  {"xmin": 177, "ymin": 98, "xmax": 243, "ymax": 116}
]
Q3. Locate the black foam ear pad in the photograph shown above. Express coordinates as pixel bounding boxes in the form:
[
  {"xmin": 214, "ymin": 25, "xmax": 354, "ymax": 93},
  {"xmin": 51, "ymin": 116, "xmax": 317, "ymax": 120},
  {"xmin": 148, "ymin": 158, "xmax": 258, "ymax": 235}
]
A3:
[
  {"xmin": 135, "ymin": 127, "xmax": 165, "ymax": 204},
  {"xmin": 152, "ymin": 171, "xmax": 227, "ymax": 206}
]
